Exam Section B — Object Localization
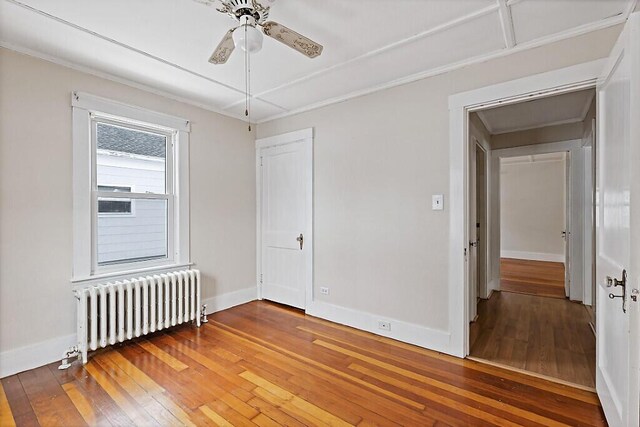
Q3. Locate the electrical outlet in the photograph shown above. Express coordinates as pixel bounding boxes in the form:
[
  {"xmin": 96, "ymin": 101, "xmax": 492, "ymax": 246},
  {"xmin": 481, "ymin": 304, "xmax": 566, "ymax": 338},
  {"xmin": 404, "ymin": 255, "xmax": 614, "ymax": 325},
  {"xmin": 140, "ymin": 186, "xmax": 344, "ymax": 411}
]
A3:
[
  {"xmin": 320, "ymin": 287, "xmax": 330, "ymax": 295},
  {"xmin": 378, "ymin": 321, "xmax": 391, "ymax": 331}
]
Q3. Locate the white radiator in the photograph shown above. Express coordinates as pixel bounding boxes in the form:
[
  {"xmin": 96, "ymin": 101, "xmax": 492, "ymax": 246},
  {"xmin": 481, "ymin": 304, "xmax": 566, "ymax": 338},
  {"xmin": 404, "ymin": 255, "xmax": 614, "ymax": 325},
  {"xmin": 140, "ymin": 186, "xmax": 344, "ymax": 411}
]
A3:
[{"xmin": 64, "ymin": 269, "xmax": 202, "ymax": 366}]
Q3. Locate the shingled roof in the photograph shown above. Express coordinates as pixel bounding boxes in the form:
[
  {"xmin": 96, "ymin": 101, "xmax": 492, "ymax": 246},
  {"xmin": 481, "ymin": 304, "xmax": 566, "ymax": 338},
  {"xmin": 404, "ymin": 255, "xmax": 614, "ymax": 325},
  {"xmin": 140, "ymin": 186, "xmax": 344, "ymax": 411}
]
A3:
[{"xmin": 97, "ymin": 123, "xmax": 166, "ymax": 158}]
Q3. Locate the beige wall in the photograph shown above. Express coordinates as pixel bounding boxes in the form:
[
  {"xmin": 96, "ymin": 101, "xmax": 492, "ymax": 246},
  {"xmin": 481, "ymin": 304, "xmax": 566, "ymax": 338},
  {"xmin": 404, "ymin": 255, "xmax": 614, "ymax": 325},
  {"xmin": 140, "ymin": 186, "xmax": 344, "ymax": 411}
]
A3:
[
  {"xmin": 257, "ymin": 26, "xmax": 620, "ymax": 333},
  {"xmin": 0, "ymin": 49, "xmax": 256, "ymax": 370},
  {"xmin": 500, "ymin": 157, "xmax": 567, "ymax": 259}
]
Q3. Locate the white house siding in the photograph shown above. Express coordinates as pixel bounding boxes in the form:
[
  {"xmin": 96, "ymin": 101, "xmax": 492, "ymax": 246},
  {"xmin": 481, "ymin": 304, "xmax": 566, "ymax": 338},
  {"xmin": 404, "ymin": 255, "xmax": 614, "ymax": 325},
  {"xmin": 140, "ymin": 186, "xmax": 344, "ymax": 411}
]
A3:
[{"xmin": 96, "ymin": 152, "xmax": 167, "ymax": 265}]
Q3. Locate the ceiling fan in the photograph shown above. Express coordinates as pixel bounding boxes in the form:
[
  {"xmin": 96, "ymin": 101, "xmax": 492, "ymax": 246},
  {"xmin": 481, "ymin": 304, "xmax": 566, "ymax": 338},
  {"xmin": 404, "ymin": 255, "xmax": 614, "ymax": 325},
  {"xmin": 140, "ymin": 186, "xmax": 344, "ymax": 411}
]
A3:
[{"xmin": 208, "ymin": 0, "xmax": 324, "ymax": 64}]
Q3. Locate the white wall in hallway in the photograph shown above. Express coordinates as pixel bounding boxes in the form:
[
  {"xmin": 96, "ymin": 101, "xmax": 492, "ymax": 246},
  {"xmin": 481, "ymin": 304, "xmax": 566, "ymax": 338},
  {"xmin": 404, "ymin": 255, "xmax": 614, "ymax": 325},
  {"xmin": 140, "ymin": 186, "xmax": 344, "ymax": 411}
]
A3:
[{"xmin": 500, "ymin": 155, "xmax": 567, "ymax": 262}]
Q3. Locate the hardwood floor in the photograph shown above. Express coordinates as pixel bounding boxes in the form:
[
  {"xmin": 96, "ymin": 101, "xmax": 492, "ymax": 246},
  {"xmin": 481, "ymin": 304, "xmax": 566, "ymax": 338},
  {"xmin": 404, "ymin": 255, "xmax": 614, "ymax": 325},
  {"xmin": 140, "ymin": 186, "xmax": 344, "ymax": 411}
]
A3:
[
  {"xmin": 500, "ymin": 258, "xmax": 566, "ymax": 298},
  {"xmin": 470, "ymin": 292, "xmax": 596, "ymax": 389},
  {"xmin": 1, "ymin": 301, "xmax": 605, "ymax": 426}
]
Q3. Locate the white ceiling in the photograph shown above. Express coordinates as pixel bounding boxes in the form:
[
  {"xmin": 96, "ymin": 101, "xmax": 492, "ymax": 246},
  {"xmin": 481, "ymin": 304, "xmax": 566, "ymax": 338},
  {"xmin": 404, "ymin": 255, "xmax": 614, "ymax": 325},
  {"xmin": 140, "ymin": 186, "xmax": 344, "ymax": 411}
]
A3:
[
  {"xmin": 0, "ymin": 0, "xmax": 635, "ymax": 123},
  {"xmin": 477, "ymin": 88, "xmax": 595, "ymax": 134}
]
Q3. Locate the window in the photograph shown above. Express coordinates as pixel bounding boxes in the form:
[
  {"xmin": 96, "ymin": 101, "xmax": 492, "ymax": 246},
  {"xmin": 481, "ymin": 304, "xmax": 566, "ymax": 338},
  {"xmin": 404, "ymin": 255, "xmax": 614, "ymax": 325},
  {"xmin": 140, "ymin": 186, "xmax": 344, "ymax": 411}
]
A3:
[
  {"xmin": 98, "ymin": 186, "xmax": 132, "ymax": 214},
  {"xmin": 72, "ymin": 92, "xmax": 191, "ymax": 281}
]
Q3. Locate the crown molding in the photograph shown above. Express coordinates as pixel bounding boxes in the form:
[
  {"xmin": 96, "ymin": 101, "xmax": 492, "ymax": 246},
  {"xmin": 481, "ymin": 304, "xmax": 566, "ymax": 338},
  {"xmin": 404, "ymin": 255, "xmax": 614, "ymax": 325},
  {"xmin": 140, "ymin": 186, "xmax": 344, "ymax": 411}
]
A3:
[{"xmin": 0, "ymin": 41, "xmax": 249, "ymax": 123}]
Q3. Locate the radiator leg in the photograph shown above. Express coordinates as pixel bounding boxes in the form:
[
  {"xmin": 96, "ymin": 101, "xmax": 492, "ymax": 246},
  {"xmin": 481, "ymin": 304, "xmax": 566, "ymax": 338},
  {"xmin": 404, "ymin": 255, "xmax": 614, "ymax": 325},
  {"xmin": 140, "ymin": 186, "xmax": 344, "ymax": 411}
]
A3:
[
  {"xmin": 58, "ymin": 346, "xmax": 80, "ymax": 370},
  {"xmin": 200, "ymin": 304, "xmax": 208, "ymax": 325}
]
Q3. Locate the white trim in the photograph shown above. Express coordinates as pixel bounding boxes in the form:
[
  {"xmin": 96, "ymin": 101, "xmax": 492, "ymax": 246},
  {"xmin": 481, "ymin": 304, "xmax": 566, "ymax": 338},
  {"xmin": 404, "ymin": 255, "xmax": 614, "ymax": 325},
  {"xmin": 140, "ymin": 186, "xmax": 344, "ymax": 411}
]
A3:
[
  {"xmin": 0, "ymin": 334, "xmax": 76, "ymax": 379},
  {"xmin": 255, "ymin": 128, "xmax": 314, "ymax": 149},
  {"xmin": 70, "ymin": 263, "xmax": 194, "ymax": 288},
  {"xmin": 201, "ymin": 287, "xmax": 258, "ymax": 314},
  {"xmin": 0, "ymin": 41, "xmax": 254, "ymax": 122},
  {"xmin": 500, "ymin": 251, "xmax": 565, "ymax": 263},
  {"xmin": 497, "ymin": 0, "xmax": 516, "ymax": 49},
  {"xmin": 449, "ymin": 60, "xmax": 604, "ymax": 358},
  {"xmin": 255, "ymin": 128, "xmax": 314, "ymax": 309},
  {"xmin": 73, "ymin": 92, "xmax": 190, "ymax": 132},
  {"xmin": 306, "ymin": 301, "xmax": 453, "ymax": 355}
]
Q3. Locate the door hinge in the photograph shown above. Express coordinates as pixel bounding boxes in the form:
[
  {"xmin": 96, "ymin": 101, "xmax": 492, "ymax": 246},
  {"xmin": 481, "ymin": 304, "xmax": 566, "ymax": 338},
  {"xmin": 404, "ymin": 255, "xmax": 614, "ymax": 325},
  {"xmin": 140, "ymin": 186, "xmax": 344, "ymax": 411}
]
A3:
[
  {"xmin": 260, "ymin": 156, "xmax": 263, "ymax": 166},
  {"xmin": 260, "ymin": 274, "xmax": 263, "ymax": 284}
]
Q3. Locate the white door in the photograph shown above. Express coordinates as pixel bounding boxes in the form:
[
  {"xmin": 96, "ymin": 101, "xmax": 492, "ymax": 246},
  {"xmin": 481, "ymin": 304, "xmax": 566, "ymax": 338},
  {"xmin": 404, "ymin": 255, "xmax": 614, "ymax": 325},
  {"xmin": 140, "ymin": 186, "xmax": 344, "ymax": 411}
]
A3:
[
  {"xmin": 595, "ymin": 12, "xmax": 640, "ymax": 427},
  {"xmin": 258, "ymin": 131, "xmax": 312, "ymax": 310}
]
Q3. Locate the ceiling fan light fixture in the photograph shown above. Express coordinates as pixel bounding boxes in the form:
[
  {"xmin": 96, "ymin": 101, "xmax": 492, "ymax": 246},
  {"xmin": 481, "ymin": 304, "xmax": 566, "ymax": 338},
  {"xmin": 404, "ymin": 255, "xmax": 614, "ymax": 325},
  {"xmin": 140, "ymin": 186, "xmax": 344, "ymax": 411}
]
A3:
[{"xmin": 233, "ymin": 16, "xmax": 263, "ymax": 53}]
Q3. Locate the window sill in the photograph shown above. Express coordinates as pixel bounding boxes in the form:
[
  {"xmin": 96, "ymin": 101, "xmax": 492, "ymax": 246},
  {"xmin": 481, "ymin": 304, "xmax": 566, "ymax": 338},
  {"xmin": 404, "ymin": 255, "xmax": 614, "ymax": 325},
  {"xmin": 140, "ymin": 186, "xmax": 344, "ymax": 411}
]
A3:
[{"xmin": 71, "ymin": 262, "xmax": 194, "ymax": 289}]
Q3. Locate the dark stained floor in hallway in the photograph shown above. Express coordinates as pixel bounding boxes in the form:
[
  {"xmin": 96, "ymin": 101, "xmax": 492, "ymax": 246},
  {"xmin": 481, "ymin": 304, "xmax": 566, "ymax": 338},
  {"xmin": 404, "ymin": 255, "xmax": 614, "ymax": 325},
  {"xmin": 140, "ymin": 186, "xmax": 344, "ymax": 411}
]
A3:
[{"xmin": 470, "ymin": 259, "xmax": 596, "ymax": 389}]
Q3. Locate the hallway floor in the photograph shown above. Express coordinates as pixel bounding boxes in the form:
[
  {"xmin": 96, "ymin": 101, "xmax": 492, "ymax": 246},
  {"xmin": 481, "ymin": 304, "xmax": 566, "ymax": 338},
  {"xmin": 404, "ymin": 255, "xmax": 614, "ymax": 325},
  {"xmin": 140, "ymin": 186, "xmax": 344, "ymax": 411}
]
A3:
[
  {"xmin": 500, "ymin": 258, "xmax": 566, "ymax": 298},
  {"xmin": 469, "ymin": 291, "xmax": 596, "ymax": 388}
]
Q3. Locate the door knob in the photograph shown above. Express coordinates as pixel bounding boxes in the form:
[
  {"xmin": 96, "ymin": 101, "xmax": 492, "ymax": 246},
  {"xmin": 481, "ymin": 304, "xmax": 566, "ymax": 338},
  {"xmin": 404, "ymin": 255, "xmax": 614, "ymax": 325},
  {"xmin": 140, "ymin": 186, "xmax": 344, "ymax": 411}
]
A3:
[
  {"xmin": 296, "ymin": 233, "xmax": 304, "ymax": 250},
  {"xmin": 607, "ymin": 269, "xmax": 627, "ymax": 313}
]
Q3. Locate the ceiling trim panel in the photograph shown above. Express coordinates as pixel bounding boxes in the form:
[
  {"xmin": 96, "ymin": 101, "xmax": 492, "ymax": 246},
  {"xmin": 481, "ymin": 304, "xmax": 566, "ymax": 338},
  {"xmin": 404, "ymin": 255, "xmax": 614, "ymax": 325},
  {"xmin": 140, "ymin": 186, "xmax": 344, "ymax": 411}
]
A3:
[
  {"xmin": 257, "ymin": 12, "xmax": 626, "ymax": 123},
  {"xmin": 223, "ymin": 3, "xmax": 500, "ymax": 111}
]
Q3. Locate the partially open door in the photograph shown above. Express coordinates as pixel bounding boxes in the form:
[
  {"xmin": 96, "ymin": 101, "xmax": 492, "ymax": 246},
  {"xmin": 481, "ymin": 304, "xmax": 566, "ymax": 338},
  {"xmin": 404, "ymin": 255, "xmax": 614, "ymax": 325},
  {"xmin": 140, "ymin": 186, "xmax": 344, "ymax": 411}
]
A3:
[{"xmin": 595, "ymin": 12, "xmax": 640, "ymax": 427}]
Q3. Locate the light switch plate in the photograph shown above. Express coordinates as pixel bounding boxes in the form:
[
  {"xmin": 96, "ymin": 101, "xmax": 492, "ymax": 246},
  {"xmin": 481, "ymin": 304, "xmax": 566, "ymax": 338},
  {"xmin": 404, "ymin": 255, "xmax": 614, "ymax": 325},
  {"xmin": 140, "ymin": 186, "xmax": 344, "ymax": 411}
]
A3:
[{"xmin": 432, "ymin": 194, "xmax": 444, "ymax": 211}]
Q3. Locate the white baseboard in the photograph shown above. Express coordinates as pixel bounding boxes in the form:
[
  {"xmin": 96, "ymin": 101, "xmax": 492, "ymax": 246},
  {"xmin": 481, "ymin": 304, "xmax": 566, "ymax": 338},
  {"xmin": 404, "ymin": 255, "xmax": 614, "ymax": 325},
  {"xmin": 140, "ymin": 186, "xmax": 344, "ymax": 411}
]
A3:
[
  {"xmin": 201, "ymin": 286, "xmax": 258, "ymax": 314},
  {"xmin": 0, "ymin": 333, "xmax": 76, "ymax": 379},
  {"xmin": 305, "ymin": 300, "xmax": 453, "ymax": 356},
  {"xmin": 501, "ymin": 250, "xmax": 565, "ymax": 263},
  {"xmin": 0, "ymin": 286, "xmax": 258, "ymax": 379}
]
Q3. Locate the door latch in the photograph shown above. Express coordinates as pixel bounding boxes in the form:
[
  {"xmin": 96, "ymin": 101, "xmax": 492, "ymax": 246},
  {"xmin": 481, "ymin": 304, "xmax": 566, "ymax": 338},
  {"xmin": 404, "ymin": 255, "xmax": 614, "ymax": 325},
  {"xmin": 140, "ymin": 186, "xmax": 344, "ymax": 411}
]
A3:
[
  {"xmin": 631, "ymin": 288, "xmax": 639, "ymax": 302},
  {"xmin": 296, "ymin": 233, "xmax": 304, "ymax": 250},
  {"xmin": 607, "ymin": 269, "xmax": 627, "ymax": 313}
]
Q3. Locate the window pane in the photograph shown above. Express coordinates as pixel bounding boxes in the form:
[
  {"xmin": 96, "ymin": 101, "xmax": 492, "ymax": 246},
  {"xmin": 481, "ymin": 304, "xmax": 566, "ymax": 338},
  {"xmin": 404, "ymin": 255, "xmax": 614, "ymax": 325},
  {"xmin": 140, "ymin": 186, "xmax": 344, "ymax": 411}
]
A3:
[
  {"xmin": 98, "ymin": 186, "xmax": 132, "ymax": 214},
  {"xmin": 96, "ymin": 122, "xmax": 167, "ymax": 194},
  {"xmin": 97, "ymin": 198, "xmax": 168, "ymax": 266}
]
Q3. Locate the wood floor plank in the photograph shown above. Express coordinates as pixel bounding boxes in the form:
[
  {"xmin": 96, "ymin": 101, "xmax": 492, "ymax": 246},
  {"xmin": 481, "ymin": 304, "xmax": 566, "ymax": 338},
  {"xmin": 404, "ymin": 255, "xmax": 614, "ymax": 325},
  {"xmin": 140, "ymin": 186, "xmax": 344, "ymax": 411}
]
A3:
[
  {"xmin": 61, "ymin": 382, "xmax": 109, "ymax": 427},
  {"xmin": 2, "ymin": 300, "xmax": 606, "ymax": 427},
  {"xmin": 500, "ymin": 258, "xmax": 566, "ymax": 298},
  {"xmin": 1, "ymin": 375, "xmax": 39, "ymax": 427},
  {"xmin": 0, "ymin": 379, "xmax": 17, "ymax": 427},
  {"xmin": 198, "ymin": 404, "xmax": 235, "ymax": 427},
  {"xmin": 84, "ymin": 361, "xmax": 159, "ymax": 426},
  {"xmin": 17, "ymin": 366, "xmax": 87, "ymax": 427},
  {"xmin": 137, "ymin": 340, "xmax": 189, "ymax": 372},
  {"xmin": 240, "ymin": 371, "xmax": 354, "ymax": 426}
]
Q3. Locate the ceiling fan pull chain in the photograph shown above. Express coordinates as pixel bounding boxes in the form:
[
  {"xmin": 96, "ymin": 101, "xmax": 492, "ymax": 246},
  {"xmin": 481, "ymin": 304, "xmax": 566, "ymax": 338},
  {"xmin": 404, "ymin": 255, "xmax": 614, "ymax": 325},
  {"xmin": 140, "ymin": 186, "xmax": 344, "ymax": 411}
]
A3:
[{"xmin": 248, "ymin": 35, "xmax": 252, "ymax": 132}]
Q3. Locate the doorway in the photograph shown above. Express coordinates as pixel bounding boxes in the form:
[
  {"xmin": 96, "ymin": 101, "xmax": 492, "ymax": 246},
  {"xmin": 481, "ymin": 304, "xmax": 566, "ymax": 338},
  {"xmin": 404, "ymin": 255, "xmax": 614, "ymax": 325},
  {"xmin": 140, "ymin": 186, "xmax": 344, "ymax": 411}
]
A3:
[{"xmin": 466, "ymin": 88, "xmax": 597, "ymax": 388}]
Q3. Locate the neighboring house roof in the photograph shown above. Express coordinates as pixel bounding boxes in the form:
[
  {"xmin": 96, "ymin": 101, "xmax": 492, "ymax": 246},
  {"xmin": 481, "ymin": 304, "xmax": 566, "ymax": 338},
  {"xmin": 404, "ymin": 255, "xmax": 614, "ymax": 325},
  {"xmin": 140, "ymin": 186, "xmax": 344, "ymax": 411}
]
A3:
[{"xmin": 97, "ymin": 123, "xmax": 166, "ymax": 158}]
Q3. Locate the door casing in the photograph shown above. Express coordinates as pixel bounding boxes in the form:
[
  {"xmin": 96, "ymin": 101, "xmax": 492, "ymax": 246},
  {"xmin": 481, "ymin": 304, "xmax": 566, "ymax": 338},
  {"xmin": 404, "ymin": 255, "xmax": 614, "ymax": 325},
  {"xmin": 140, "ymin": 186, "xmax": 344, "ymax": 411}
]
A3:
[{"xmin": 449, "ymin": 59, "xmax": 605, "ymax": 358}]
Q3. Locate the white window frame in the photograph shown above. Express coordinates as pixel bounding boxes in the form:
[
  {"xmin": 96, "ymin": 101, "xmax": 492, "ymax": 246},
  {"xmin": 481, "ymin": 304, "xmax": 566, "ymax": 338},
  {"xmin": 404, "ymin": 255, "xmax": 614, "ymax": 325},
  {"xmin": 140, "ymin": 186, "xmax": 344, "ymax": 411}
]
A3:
[{"xmin": 72, "ymin": 92, "xmax": 191, "ymax": 284}]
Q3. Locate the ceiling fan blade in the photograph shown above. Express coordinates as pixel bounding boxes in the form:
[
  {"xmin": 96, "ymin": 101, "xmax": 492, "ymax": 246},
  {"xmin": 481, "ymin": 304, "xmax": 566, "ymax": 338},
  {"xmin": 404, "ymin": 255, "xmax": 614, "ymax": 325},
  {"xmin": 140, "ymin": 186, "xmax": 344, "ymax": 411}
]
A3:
[
  {"xmin": 208, "ymin": 29, "xmax": 236, "ymax": 65},
  {"xmin": 261, "ymin": 21, "xmax": 323, "ymax": 58}
]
